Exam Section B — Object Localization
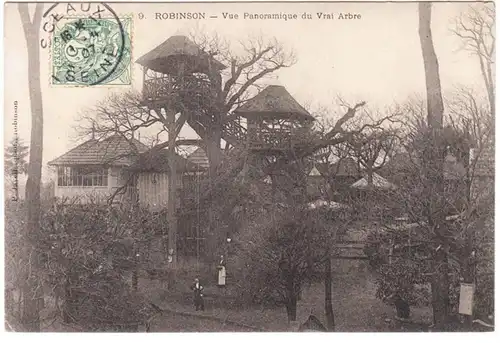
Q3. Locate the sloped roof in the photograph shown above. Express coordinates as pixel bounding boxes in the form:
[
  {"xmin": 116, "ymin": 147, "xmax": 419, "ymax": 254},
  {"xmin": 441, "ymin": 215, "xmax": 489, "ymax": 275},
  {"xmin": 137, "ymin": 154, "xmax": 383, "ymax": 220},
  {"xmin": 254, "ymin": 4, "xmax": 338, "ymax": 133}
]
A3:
[
  {"xmin": 131, "ymin": 149, "xmax": 201, "ymax": 173},
  {"xmin": 186, "ymin": 147, "xmax": 209, "ymax": 169},
  {"xmin": 308, "ymin": 165, "xmax": 321, "ymax": 177},
  {"xmin": 351, "ymin": 173, "xmax": 397, "ymax": 190},
  {"xmin": 136, "ymin": 35, "xmax": 226, "ymax": 74},
  {"xmin": 314, "ymin": 163, "xmax": 330, "ymax": 176},
  {"xmin": 48, "ymin": 135, "xmax": 149, "ymax": 166},
  {"xmin": 234, "ymin": 85, "xmax": 314, "ymax": 121}
]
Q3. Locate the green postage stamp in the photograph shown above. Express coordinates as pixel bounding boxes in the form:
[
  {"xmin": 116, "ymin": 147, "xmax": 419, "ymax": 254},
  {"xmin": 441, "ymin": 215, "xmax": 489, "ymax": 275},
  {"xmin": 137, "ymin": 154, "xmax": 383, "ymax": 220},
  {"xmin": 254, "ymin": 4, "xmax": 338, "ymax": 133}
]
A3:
[{"xmin": 51, "ymin": 16, "xmax": 132, "ymax": 86}]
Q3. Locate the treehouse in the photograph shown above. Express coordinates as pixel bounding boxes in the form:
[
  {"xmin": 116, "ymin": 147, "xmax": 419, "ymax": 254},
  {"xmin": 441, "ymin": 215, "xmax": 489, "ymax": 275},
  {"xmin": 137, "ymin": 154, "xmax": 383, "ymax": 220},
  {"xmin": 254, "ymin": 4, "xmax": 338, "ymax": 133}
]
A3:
[
  {"xmin": 136, "ymin": 35, "xmax": 226, "ymax": 106},
  {"xmin": 233, "ymin": 85, "xmax": 315, "ymax": 151},
  {"xmin": 135, "ymin": 35, "xmax": 228, "ymax": 262}
]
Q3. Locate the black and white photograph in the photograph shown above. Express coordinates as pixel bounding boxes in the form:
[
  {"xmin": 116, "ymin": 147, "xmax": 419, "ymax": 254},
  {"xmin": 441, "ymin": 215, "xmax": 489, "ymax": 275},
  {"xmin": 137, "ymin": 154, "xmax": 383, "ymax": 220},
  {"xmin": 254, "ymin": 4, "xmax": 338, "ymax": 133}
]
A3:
[{"xmin": 2, "ymin": 0, "xmax": 496, "ymax": 333}]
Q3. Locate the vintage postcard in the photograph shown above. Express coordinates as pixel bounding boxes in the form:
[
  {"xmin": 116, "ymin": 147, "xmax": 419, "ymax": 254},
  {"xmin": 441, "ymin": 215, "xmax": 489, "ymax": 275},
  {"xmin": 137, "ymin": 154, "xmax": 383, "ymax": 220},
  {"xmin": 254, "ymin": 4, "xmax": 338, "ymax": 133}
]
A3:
[{"xmin": 3, "ymin": 0, "xmax": 495, "ymax": 333}]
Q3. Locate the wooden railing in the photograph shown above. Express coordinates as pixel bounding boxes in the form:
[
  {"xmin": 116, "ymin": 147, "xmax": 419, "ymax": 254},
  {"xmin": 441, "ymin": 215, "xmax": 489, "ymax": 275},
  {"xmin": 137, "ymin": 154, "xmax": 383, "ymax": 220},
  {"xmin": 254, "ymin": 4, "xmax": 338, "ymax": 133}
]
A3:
[
  {"xmin": 143, "ymin": 77, "xmax": 175, "ymax": 101},
  {"xmin": 143, "ymin": 76, "xmax": 313, "ymax": 152},
  {"xmin": 142, "ymin": 75, "xmax": 216, "ymax": 103},
  {"xmin": 247, "ymin": 126, "xmax": 312, "ymax": 151}
]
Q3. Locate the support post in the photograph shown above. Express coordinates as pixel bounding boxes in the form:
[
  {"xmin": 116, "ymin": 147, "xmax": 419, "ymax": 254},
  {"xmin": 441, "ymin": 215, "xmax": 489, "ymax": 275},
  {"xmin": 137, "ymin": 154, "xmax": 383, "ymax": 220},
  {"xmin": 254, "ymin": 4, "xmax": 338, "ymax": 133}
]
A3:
[{"xmin": 167, "ymin": 108, "xmax": 178, "ymax": 267}]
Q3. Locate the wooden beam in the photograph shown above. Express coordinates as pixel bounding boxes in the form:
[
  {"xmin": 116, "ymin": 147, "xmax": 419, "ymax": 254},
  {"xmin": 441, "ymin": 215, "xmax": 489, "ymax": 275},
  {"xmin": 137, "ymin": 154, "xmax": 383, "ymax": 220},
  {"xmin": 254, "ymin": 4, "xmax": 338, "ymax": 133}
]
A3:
[{"xmin": 167, "ymin": 108, "xmax": 178, "ymax": 266}]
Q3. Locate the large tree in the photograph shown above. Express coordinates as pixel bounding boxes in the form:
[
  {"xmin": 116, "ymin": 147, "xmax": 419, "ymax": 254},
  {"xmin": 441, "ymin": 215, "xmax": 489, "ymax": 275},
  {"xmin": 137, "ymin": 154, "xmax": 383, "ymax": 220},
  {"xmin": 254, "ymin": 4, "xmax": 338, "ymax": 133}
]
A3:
[
  {"xmin": 79, "ymin": 35, "xmax": 296, "ymax": 260},
  {"xmin": 18, "ymin": 2, "xmax": 44, "ymax": 331},
  {"xmin": 418, "ymin": 2, "xmax": 449, "ymax": 328},
  {"xmin": 80, "ymin": 34, "xmax": 296, "ymax": 170}
]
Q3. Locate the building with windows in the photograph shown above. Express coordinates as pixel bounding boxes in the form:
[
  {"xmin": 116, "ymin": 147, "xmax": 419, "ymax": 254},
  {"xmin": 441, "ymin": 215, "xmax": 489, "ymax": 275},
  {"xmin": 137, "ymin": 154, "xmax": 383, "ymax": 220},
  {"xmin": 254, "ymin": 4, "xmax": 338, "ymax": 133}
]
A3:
[{"xmin": 48, "ymin": 134, "xmax": 199, "ymax": 208}]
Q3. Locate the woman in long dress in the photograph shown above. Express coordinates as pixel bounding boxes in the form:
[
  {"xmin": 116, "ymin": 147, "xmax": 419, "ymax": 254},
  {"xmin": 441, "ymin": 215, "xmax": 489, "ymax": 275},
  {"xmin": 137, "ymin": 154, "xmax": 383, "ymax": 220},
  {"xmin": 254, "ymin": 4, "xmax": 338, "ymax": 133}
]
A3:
[{"xmin": 217, "ymin": 255, "xmax": 226, "ymax": 287}]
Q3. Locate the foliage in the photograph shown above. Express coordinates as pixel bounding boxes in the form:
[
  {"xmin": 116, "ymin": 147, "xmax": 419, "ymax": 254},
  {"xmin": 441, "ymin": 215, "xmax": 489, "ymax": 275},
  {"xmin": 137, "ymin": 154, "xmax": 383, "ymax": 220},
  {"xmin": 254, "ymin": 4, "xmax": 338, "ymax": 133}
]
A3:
[
  {"xmin": 366, "ymin": 190, "xmax": 494, "ymax": 319},
  {"xmin": 4, "ymin": 200, "xmax": 27, "ymax": 293},
  {"xmin": 469, "ymin": 202, "xmax": 494, "ymax": 318},
  {"xmin": 5, "ymin": 199, "xmax": 165, "ymax": 331},
  {"xmin": 232, "ymin": 205, "xmax": 335, "ymax": 320},
  {"xmin": 376, "ymin": 261, "xmax": 431, "ymax": 307},
  {"xmin": 366, "ymin": 223, "xmax": 432, "ymax": 306}
]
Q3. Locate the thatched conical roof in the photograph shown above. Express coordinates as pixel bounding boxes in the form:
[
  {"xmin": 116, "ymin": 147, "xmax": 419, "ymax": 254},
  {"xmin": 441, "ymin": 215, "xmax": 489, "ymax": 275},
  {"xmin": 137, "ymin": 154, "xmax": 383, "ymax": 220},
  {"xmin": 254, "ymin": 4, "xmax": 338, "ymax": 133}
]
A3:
[
  {"xmin": 136, "ymin": 35, "xmax": 226, "ymax": 74},
  {"xmin": 234, "ymin": 85, "xmax": 314, "ymax": 121}
]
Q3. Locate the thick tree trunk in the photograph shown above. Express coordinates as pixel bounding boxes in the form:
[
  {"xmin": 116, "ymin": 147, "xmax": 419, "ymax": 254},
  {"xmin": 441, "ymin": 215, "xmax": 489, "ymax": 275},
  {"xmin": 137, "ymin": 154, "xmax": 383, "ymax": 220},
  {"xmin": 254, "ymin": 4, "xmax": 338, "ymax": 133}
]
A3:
[
  {"xmin": 485, "ymin": 73, "xmax": 495, "ymax": 118},
  {"xmin": 167, "ymin": 109, "xmax": 178, "ymax": 265},
  {"xmin": 324, "ymin": 255, "xmax": 335, "ymax": 331},
  {"xmin": 462, "ymin": 152, "xmax": 474, "ymax": 328},
  {"xmin": 418, "ymin": 2, "xmax": 449, "ymax": 329},
  {"xmin": 286, "ymin": 295, "xmax": 298, "ymax": 322},
  {"xmin": 19, "ymin": 3, "xmax": 44, "ymax": 332},
  {"xmin": 206, "ymin": 133, "xmax": 223, "ymax": 176},
  {"xmin": 477, "ymin": 53, "xmax": 495, "ymax": 117},
  {"xmin": 205, "ymin": 131, "xmax": 223, "ymax": 261},
  {"xmin": 430, "ymin": 249, "xmax": 450, "ymax": 328}
]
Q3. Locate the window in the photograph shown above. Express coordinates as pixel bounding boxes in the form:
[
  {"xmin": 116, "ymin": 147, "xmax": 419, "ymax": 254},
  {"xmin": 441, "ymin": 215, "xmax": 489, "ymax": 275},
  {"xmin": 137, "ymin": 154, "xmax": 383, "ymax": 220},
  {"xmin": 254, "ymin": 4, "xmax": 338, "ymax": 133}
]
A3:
[{"xmin": 57, "ymin": 166, "xmax": 108, "ymax": 187}]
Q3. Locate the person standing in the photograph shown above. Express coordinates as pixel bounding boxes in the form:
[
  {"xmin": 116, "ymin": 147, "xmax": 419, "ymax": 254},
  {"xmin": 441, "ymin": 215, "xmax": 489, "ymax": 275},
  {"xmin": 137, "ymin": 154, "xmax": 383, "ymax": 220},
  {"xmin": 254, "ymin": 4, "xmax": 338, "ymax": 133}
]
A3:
[
  {"xmin": 191, "ymin": 278, "xmax": 204, "ymax": 311},
  {"xmin": 217, "ymin": 255, "xmax": 226, "ymax": 288}
]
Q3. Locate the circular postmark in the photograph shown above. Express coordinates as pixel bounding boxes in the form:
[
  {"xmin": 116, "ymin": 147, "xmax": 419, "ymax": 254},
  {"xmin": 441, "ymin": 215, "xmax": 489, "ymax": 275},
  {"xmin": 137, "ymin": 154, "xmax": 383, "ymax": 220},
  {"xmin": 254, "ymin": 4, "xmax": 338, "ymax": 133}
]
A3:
[{"xmin": 43, "ymin": 3, "xmax": 132, "ymax": 86}]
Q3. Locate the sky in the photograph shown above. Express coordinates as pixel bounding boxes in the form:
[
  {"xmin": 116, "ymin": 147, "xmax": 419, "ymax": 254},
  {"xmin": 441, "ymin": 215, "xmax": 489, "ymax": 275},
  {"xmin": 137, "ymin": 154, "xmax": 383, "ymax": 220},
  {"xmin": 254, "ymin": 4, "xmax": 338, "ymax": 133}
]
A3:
[{"xmin": 3, "ymin": 1, "xmax": 490, "ymax": 180}]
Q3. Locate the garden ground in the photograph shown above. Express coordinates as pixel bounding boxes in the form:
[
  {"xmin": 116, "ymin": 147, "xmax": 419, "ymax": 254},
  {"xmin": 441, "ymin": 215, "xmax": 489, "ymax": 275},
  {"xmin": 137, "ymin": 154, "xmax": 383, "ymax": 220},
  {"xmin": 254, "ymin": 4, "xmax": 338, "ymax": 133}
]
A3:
[{"xmin": 142, "ymin": 259, "xmax": 434, "ymax": 332}]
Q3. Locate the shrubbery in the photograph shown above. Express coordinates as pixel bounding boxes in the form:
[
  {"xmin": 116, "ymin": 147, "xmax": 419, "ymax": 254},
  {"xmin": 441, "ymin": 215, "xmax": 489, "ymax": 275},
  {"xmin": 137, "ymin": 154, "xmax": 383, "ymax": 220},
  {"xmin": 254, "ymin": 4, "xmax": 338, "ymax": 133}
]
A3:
[
  {"xmin": 232, "ymin": 205, "xmax": 336, "ymax": 321},
  {"xmin": 5, "ymin": 199, "xmax": 165, "ymax": 331}
]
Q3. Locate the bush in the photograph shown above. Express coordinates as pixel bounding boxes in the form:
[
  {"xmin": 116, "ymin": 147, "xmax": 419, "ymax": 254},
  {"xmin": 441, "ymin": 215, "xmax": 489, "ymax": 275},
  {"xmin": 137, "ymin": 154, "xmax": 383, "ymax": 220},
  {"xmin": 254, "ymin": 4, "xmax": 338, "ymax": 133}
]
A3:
[
  {"xmin": 231, "ymin": 205, "xmax": 333, "ymax": 321},
  {"xmin": 376, "ymin": 261, "xmax": 431, "ymax": 307},
  {"xmin": 6, "ymin": 200, "xmax": 164, "ymax": 331}
]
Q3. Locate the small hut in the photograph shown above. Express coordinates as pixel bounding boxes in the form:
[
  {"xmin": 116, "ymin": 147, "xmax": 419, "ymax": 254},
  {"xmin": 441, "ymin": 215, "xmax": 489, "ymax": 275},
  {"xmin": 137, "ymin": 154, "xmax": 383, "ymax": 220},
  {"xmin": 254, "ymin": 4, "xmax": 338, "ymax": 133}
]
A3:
[
  {"xmin": 136, "ymin": 35, "xmax": 226, "ymax": 104},
  {"xmin": 234, "ymin": 85, "xmax": 315, "ymax": 151}
]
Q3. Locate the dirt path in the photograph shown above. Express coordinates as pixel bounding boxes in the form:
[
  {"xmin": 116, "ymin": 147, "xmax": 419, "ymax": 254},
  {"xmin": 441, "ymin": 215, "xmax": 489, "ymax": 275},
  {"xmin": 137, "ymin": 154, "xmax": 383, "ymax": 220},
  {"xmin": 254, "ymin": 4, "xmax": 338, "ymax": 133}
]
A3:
[{"xmin": 143, "ymin": 264, "xmax": 433, "ymax": 332}]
